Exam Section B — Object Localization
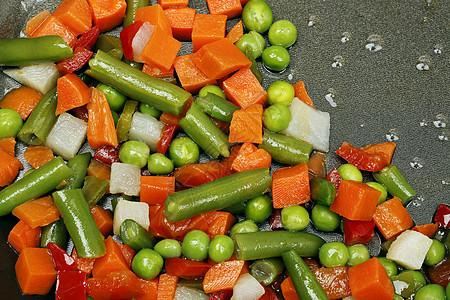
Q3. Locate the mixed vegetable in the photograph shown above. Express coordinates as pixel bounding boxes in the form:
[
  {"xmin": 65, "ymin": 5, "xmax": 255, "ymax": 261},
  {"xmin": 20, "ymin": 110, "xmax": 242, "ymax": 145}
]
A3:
[{"xmin": 0, "ymin": 0, "xmax": 449, "ymax": 299}]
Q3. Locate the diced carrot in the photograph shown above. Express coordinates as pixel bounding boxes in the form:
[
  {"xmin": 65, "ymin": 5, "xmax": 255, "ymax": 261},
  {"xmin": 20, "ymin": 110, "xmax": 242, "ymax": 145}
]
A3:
[
  {"xmin": 92, "ymin": 236, "xmax": 129, "ymax": 278},
  {"xmin": 87, "ymin": 87, "xmax": 118, "ymax": 149},
  {"xmin": 361, "ymin": 142, "xmax": 396, "ymax": 165},
  {"xmin": 231, "ymin": 142, "xmax": 271, "ymax": 172},
  {"xmin": 158, "ymin": 0, "xmax": 188, "ymax": 9},
  {"xmin": 135, "ymin": 4, "xmax": 173, "ymax": 36},
  {"xmin": 91, "ymin": 205, "xmax": 113, "ymax": 236},
  {"xmin": 23, "ymin": 145, "xmax": 54, "ymax": 169},
  {"xmin": 174, "ymin": 54, "xmax": 217, "ymax": 94},
  {"xmin": 330, "ymin": 180, "xmax": 381, "ymax": 221},
  {"xmin": 136, "ymin": 277, "xmax": 159, "ymax": 300},
  {"xmin": 56, "ymin": 73, "xmax": 91, "ymax": 115},
  {"xmin": 15, "ymin": 247, "xmax": 57, "ymax": 295},
  {"xmin": 52, "ymin": 0, "xmax": 92, "ymax": 36},
  {"xmin": 228, "ymin": 104, "xmax": 263, "ymax": 144},
  {"xmin": 157, "ymin": 274, "xmax": 178, "ymax": 300},
  {"xmin": 25, "ymin": 10, "xmax": 52, "ymax": 37},
  {"xmin": 226, "ymin": 20, "xmax": 243, "ymax": 44},
  {"xmin": 12, "ymin": 196, "xmax": 60, "ymax": 229},
  {"xmin": 222, "ymin": 67, "xmax": 267, "ymax": 108},
  {"xmin": 203, "ymin": 260, "xmax": 245, "ymax": 293},
  {"xmin": 191, "ymin": 14, "xmax": 227, "ymax": 52},
  {"xmin": 348, "ymin": 257, "xmax": 394, "ymax": 300},
  {"xmin": 0, "ymin": 138, "xmax": 16, "ymax": 156},
  {"xmin": 139, "ymin": 26, "xmax": 182, "ymax": 71},
  {"xmin": 140, "ymin": 176, "xmax": 175, "ymax": 205},
  {"xmin": 174, "ymin": 161, "xmax": 229, "ymax": 187},
  {"xmin": 8, "ymin": 220, "xmax": 41, "ymax": 253},
  {"xmin": 142, "ymin": 63, "xmax": 174, "ymax": 79},
  {"xmin": 412, "ymin": 223, "xmax": 439, "ymax": 238},
  {"xmin": 0, "ymin": 86, "xmax": 43, "ymax": 120},
  {"xmin": 313, "ymin": 266, "xmax": 351, "ymax": 299},
  {"xmin": 30, "ymin": 14, "xmax": 77, "ymax": 47},
  {"xmin": 272, "ymin": 163, "xmax": 310, "ymax": 209},
  {"xmin": 0, "ymin": 148, "xmax": 23, "ymax": 187},
  {"xmin": 87, "ymin": 0, "xmax": 127, "ymax": 32},
  {"xmin": 205, "ymin": 211, "xmax": 236, "ymax": 238},
  {"xmin": 72, "ymin": 248, "xmax": 95, "ymax": 276},
  {"xmin": 116, "ymin": 243, "xmax": 136, "ymax": 269},
  {"xmin": 207, "ymin": 0, "xmax": 242, "ymax": 19},
  {"xmin": 280, "ymin": 277, "xmax": 299, "ymax": 300},
  {"xmin": 87, "ymin": 159, "xmax": 111, "ymax": 181},
  {"xmin": 165, "ymin": 257, "xmax": 212, "ymax": 279},
  {"xmin": 293, "ymin": 81, "xmax": 315, "ymax": 108},
  {"xmin": 373, "ymin": 197, "xmax": 413, "ymax": 239},
  {"xmin": 164, "ymin": 7, "xmax": 196, "ymax": 41}
]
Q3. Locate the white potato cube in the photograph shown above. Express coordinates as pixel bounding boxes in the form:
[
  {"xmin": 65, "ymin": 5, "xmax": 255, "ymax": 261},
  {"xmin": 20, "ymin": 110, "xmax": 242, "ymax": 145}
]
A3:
[
  {"xmin": 174, "ymin": 286, "xmax": 209, "ymax": 300},
  {"xmin": 386, "ymin": 230, "xmax": 433, "ymax": 270},
  {"xmin": 45, "ymin": 113, "xmax": 87, "ymax": 160},
  {"xmin": 231, "ymin": 273, "xmax": 265, "ymax": 300},
  {"xmin": 113, "ymin": 200, "xmax": 149, "ymax": 234},
  {"xmin": 129, "ymin": 112, "xmax": 164, "ymax": 152},
  {"xmin": 3, "ymin": 63, "xmax": 60, "ymax": 94},
  {"xmin": 109, "ymin": 162, "xmax": 141, "ymax": 196}
]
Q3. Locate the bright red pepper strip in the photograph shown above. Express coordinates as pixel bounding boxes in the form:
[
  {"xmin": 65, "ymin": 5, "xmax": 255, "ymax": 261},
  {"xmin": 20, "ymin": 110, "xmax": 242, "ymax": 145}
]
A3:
[
  {"xmin": 56, "ymin": 47, "xmax": 93, "ymax": 75},
  {"xmin": 165, "ymin": 257, "xmax": 212, "ymax": 280},
  {"xmin": 73, "ymin": 26, "xmax": 100, "ymax": 50},
  {"xmin": 93, "ymin": 144, "xmax": 121, "ymax": 165},
  {"xmin": 325, "ymin": 167, "xmax": 342, "ymax": 191},
  {"xmin": 46, "ymin": 242, "xmax": 77, "ymax": 271},
  {"xmin": 157, "ymin": 124, "xmax": 178, "ymax": 155},
  {"xmin": 336, "ymin": 141, "xmax": 389, "ymax": 171},
  {"xmin": 343, "ymin": 218, "xmax": 375, "ymax": 245},
  {"xmin": 120, "ymin": 21, "xmax": 144, "ymax": 60},
  {"xmin": 435, "ymin": 204, "xmax": 450, "ymax": 229},
  {"xmin": 210, "ymin": 290, "xmax": 233, "ymax": 300},
  {"xmin": 56, "ymin": 270, "xmax": 87, "ymax": 300}
]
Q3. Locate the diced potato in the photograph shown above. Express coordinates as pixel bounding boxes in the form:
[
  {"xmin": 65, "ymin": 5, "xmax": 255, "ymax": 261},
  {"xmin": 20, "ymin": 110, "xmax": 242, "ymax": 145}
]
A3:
[
  {"xmin": 113, "ymin": 200, "xmax": 149, "ymax": 235},
  {"xmin": 128, "ymin": 112, "xmax": 164, "ymax": 152},
  {"xmin": 109, "ymin": 162, "xmax": 141, "ymax": 196},
  {"xmin": 45, "ymin": 113, "xmax": 87, "ymax": 160},
  {"xmin": 174, "ymin": 285, "xmax": 209, "ymax": 300},
  {"xmin": 231, "ymin": 273, "xmax": 265, "ymax": 300},
  {"xmin": 3, "ymin": 63, "xmax": 60, "ymax": 94}
]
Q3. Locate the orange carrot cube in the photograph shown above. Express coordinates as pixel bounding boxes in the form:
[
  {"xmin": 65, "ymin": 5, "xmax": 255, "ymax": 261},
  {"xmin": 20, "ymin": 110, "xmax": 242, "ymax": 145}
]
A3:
[
  {"xmin": 0, "ymin": 148, "xmax": 23, "ymax": 187},
  {"xmin": 158, "ymin": 0, "xmax": 188, "ymax": 9},
  {"xmin": 135, "ymin": 4, "xmax": 173, "ymax": 36},
  {"xmin": 412, "ymin": 223, "xmax": 439, "ymax": 238},
  {"xmin": 30, "ymin": 14, "xmax": 77, "ymax": 47},
  {"xmin": 207, "ymin": 0, "xmax": 242, "ymax": 19},
  {"xmin": 92, "ymin": 236, "xmax": 129, "ymax": 278},
  {"xmin": 229, "ymin": 104, "xmax": 263, "ymax": 144},
  {"xmin": 174, "ymin": 54, "xmax": 217, "ymax": 94},
  {"xmin": 12, "ymin": 196, "xmax": 60, "ymax": 229},
  {"xmin": 142, "ymin": 62, "xmax": 174, "ymax": 79},
  {"xmin": 191, "ymin": 14, "xmax": 227, "ymax": 52},
  {"xmin": 164, "ymin": 7, "xmax": 196, "ymax": 41},
  {"xmin": 293, "ymin": 80, "xmax": 315, "ymax": 108},
  {"xmin": 373, "ymin": 197, "xmax": 413, "ymax": 239},
  {"xmin": 226, "ymin": 20, "xmax": 243, "ymax": 44},
  {"xmin": 272, "ymin": 163, "xmax": 310, "ymax": 208},
  {"xmin": 53, "ymin": 0, "xmax": 92, "ymax": 35},
  {"xmin": 91, "ymin": 205, "xmax": 113, "ymax": 237},
  {"xmin": 157, "ymin": 274, "xmax": 178, "ymax": 299},
  {"xmin": 0, "ymin": 86, "xmax": 42, "ymax": 120},
  {"xmin": 231, "ymin": 142, "xmax": 271, "ymax": 172},
  {"xmin": 56, "ymin": 73, "xmax": 91, "ymax": 116},
  {"xmin": 8, "ymin": 220, "xmax": 41, "ymax": 253},
  {"xmin": 313, "ymin": 266, "xmax": 351, "ymax": 299},
  {"xmin": 25, "ymin": 10, "xmax": 52, "ymax": 37},
  {"xmin": 140, "ymin": 176, "xmax": 175, "ymax": 205},
  {"xmin": 87, "ymin": 0, "xmax": 127, "ymax": 32},
  {"xmin": 0, "ymin": 138, "xmax": 16, "ymax": 156}
]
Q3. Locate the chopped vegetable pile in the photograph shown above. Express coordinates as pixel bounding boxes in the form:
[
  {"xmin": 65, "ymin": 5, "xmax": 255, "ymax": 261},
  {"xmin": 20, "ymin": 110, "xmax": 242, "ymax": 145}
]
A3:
[{"xmin": 0, "ymin": 0, "xmax": 449, "ymax": 299}]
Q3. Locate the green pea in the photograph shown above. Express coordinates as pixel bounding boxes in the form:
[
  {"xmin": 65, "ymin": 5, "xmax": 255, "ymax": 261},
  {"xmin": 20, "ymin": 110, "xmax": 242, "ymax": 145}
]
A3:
[
  {"xmin": 119, "ymin": 140, "xmax": 150, "ymax": 168},
  {"xmin": 97, "ymin": 83, "xmax": 127, "ymax": 111},
  {"xmin": 377, "ymin": 257, "xmax": 398, "ymax": 277},
  {"xmin": 281, "ymin": 205, "xmax": 309, "ymax": 231},
  {"xmin": 415, "ymin": 284, "xmax": 446, "ymax": 300},
  {"xmin": 319, "ymin": 242, "xmax": 349, "ymax": 267},
  {"xmin": 242, "ymin": 0, "xmax": 273, "ymax": 34},
  {"xmin": 181, "ymin": 230, "xmax": 210, "ymax": 261},
  {"xmin": 263, "ymin": 104, "xmax": 291, "ymax": 132},
  {"xmin": 111, "ymin": 110, "xmax": 119, "ymax": 126},
  {"xmin": 131, "ymin": 248, "xmax": 164, "ymax": 280},
  {"xmin": 337, "ymin": 164, "xmax": 363, "ymax": 182},
  {"xmin": 245, "ymin": 194, "xmax": 272, "ymax": 223},
  {"xmin": 366, "ymin": 181, "xmax": 388, "ymax": 204},
  {"xmin": 235, "ymin": 31, "xmax": 266, "ymax": 59},
  {"xmin": 168, "ymin": 136, "xmax": 200, "ymax": 167},
  {"xmin": 0, "ymin": 108, "xmax": 23, "ymax": 139},
  {"xmin": 198, "ymin": 85, "xmax": 226, "ymax": 99},
  {"xmin": 208, "ymin": 235, "xmax": 234, "ymax": 263},
  {"xmin": 424, "ymin": 239, "xmax": 446, "ymax": 266},
  {"xmin": 262, "ymin": 46, "xmax": 290, "ymax": 72},
  {"xmin": 311, "ymin": 204, "xmax": 340, "ymax": 232},
  {"xmin": 446, "ymin": 282, "xmax": 450, "ymax": 300},
  {"xmin": 147, "ymin": 153, "xmax": 174, "ymax": 175},
  {"xmin": 140, "ymin": 103, "xmax": 162, "ymax": 119},
  {"xmin": 267, "ymin": 81, "xmax": 295, "ymax": 106},
  {"xmin": 154, "ymin": 239, "xmax": 181, "ymax": 259},
  {"xmin": 229, "ymin": 220, "xmax": 259, "ymax": 238},
  {"xmin": 268, "ymin": 20, "xmax": 298, "ymax": 48},
  {"xmin": 347, "ymin": 244, "xmax": 370, "ymax": 266}
]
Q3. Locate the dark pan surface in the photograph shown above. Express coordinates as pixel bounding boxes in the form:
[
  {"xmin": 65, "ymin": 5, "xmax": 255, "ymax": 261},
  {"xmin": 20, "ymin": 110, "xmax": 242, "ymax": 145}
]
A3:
[{"xmin": 1, "ymin": 0, "xmax": 449, "ymax": 298}]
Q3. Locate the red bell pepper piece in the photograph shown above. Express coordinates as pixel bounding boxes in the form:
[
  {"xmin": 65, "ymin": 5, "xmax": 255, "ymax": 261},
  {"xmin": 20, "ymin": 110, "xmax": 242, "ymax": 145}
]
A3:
[
  {"xmin": 343, "ymin": 218, "xmax": 375, "ymax": 245},
  {"xmin": 56, "ymin": 270, "xmax": 87, "ymax": 300},
  {"xmin": 56, "ymin": 47, "xmax": 93, "ymax": 75},
  {"xmin": 72, "ymin": 105, "xmax": 89, "ymax": 122},
  {"xmin": 157, "ymin": 124, "xmax": 178, "ymax": 155},
  {"xmin": 325, "ymin": 167, "xmax": 342, "ymax": 191},
  {"xmin": 435, "ymin": 204, "xmax": 450, "ymax": 228},
  {"xmin": 120, "ymin": 21, "xmax": 144, "ymax": 60},
  {"xmin": 270, "ymin": 209, "xmax": 283, "ymax": 230},
  {"xmin": 86, "ymin": 270, "xmax": 145, "ymax": 300},
  {"xmin": 336, "ymin": 142, "xmax": 389, "ymax": 172},
  {"xmin": 165, "ymin": 257, "xmax": 212, "ymax": 280},
  {"xmin": 93, "ymin": 144, "xmax": 121, "ymax": 165},
  {"xmin": 73, "ymin": 26, "xmax": 100, "ymax": 50},
  {"xmin": 259, "ymin": 285, "xmax": 282, "ymax": 300},
  {"xmin": 210, "ymin": 290, "xmax": 233, "ymax": 300},
  {"xmin": 46, "ymin": 242, "xmax": 77, "ymax": 271},
  {"xmin": 173, "ymin": 161, "xmax": 229, "ymax": 187}
]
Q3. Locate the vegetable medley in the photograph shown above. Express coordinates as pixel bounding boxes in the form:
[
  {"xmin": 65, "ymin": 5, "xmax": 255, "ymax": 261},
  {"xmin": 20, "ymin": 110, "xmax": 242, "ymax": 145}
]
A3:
[{"xmin": 0, "ymin": 0, "xmax": 449, "ymax": 299}]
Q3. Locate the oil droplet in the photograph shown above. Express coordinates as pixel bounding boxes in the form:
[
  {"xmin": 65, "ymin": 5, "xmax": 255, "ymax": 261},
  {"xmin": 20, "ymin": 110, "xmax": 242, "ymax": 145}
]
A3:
[
  {"xmin": 331, "ymin": 56, "xmax": 345, "ymax": 68},
  {"xmin": 287, "ymin": 73, "xmax": 294, "ymax": 81},
  {"xmin": 420, "ymin": 119, "xmax": 429, "ymax": 127},
  {"xmin": 386, "ymin": 129, "xmax": 400, "ymax": 141},
  {"xmin": 438, "ymin": 129, "xmax": 449, "ymax": 141},
  {"xmin": 433, "ymin": 43, "xmax": 443, "ymax": 54},
  {"xmin": 424, "ymin": 0, "xmax": 436, "ymax": 7},
  {"xmin": 410, "ymin": 157, "xmax": 424, "ymax": 169},
  {"xmin": 325, "ymin": 88, "xmax": 338, "ymax": 108},
  {"xmin": 341, "ymin": 32, "xmax": 351, "ymax": 43},
  {"xmin": 416, "ymin": 55, "xmax": 432, "ymax": 71},
  {"xmin": 442, "ymin": 177, "xmax": 450, "ymax": 185},
  {"xmin": 411, "ymin": 195, "xmax": 425, "ymax": 207},
  {"xmin": 365, "ymin": 34, "xmax": 384, "ymax": 52},
  {"xmin": 308, "ymin": 15, "xmax": 319, "ymax": 27},
  {"xmin": 433, "ymin": 114, "xmax": 448, "ymax": 128}
]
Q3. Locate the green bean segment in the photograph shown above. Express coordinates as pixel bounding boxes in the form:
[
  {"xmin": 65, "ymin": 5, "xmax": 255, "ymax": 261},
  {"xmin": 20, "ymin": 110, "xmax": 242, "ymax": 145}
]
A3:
[
  {"xmin": 250, "ymin": 258, "xmax": 284, "ymax": 285},
  {"xmin": 120, "ymin": 219, "xmax": 156, "ymax": 251},
  {"xmin": 310, "ymin": 177, "xmax": 336, "ymax": 206},
  {"xmin": 82, "ymin": 176, "xmax": 110, "ymax": 207},
  {"xmin": 40, "ymin": 219, "xmax": 69, "ymax": 249},
  {"xmin": 373, "ymin": 164, "xmax": 416, "ymax": 204},
  {"xmin": 196, "ymin": 93, "xmax": 239, "ymax": 123},
  {"xmin": 61, "ymin": 153, "xmax": 92, "ymax": 190}
]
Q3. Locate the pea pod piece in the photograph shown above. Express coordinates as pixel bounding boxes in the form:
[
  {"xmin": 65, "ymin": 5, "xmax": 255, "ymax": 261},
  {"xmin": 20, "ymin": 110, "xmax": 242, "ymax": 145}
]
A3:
[
  {"xmin": 0, "ymin": 36, "xmax": 73, "ymax": 66},
  {"xmin": 0, "ymin": 156, "xmax": 73, "ymax": 216},
  {"xmin": 120, "ymin": 219, "xmax": 156, "ymax": 251},
  {"xmin": 86, "ymin": 50, "xmax": 191, "ymax": 116},
  {"xmin": 61, "ymin": 153, "xmax": 92, "ymax": 190},
  {"xmin": 96, "ymin": 34, "xmax": 123, "ymax": 59},
  {"xmin": 17, "ymin": 88, "xmax": 58, "ymax": 145},
  {"xmin": 82, "ymin": 176, "xmax": 110, "ymax": 207},
  {"xmin": 310, "ymin": 177, "xmax": 336, "ymax": 206},
  {"xmin": 196, "ymin": 93, "xmax": 239, "ymax": 123},
  {"xmin": 165, "ymin": 168, "xmax": 272, "ymax": 222},
  {"xmin": 233, "ymin": 231, "xmax": 325, "ymax": 261},
  {"xmin": 117, "ymin": 100, "xmax": 139, "ymax": 142},
  {"xmin": 282, "ymin": 250, "xmax": 329, "ymax": 300},
  {"xmin": 52, "ymin": 189, "xmax": 106, "ymax": 258},
  {"xmin": 40, "ymin": 219, "xmax": 69, "ymax": 249},
  {"xmin": 373, "ymin": 164, "xmax": 416, "ymax": 204},
  {"xmin": 250, "ymin": 258, "xmax": 284, "ymax": 285},
  {"xmin": 123, "ymin": 0, "xmax": 150, "ymax": 27}
]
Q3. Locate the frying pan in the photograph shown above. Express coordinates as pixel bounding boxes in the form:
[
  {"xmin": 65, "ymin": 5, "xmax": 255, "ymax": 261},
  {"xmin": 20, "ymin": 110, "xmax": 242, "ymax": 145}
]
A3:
[{"xmin": 1, "ymin": 0, "xmax": 449, "ymax": 298}]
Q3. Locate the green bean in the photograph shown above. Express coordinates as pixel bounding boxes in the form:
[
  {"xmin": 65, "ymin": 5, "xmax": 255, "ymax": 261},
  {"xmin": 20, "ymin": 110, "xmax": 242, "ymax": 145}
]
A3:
[
  {"xmin": 40, "ymin": 219, "xmax": 69, "ymax": 249},
  {"xmin": 96, "ymin": 35, "xmax": 123, "ymax": 60},
  {"xmin": 373, "ymin": 164, "xmax": 416, "ymax": 204},
  {"xmin": 52, "ymin": 189, "xmax": 106, "ymax": 258},
  {"xmin": 165, "ymin": 168, "xmax": 272, "ymax": 222},
  {"xmin": 196, "ymin": 93, "xmax": 239, "ymax": 123},
  {"xmin": 117, "ymin": 100, "xmax": 139, "ymax": 142},
  {"xmin": 233, "ymin": 231, "xmax": 325, "ymax": 260},
  {"xmin": 61, "ymin": 153, "xmax": 92, "ymax": 190},
  {"xmin": 82, "ymin": 176, "xmax": 110, "ymax": 207},
  {"xmin": 17, "ymin": 88, "xmax": 58, "ymax": 145},
  {"xmin": 120, "ymin": 219, "xmax": 156, "ymax": 251},
  {"xmin": 0, "ymin": 157, "xmax": 73, "ymax": 216},
  {"xmin": 123, "ymin": 0, "xmax": 150, "ymax": 27},
  {"xmin": 310, "ymin": 177, "xmax": 336, "ymax": 206},
  {"xmin": 250, "ymin": 258, "xmax": 284, "ymax": 285}
]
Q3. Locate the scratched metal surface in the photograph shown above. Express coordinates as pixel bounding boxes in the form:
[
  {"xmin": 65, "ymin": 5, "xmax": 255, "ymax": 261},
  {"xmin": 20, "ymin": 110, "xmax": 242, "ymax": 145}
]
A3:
[{"xmin": 0, "ymin": 0, "xmax": 449, "ymax": 298}]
